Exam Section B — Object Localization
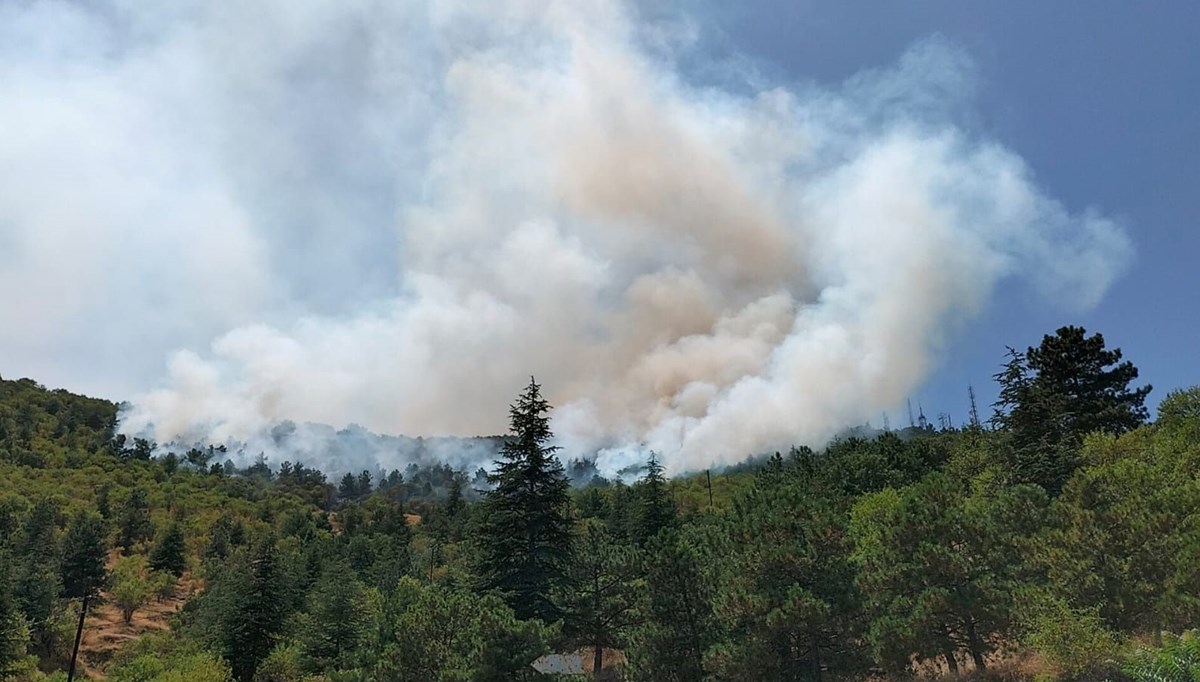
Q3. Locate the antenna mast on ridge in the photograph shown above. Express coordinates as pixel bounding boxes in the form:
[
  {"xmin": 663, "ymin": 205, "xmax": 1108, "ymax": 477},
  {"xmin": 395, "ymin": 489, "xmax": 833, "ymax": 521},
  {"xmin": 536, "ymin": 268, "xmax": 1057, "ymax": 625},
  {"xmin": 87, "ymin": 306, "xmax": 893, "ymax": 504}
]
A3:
[{"xmin": 968, "ymin": 384, "xmax": 982, "ymax": 429}]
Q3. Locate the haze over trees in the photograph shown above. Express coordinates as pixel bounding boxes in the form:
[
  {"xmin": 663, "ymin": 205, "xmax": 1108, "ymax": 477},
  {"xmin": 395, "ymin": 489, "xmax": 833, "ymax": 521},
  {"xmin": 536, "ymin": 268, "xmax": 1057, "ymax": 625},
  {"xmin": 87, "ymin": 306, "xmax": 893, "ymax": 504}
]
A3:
[{"xmin": 0, "ymin": 325, "xmax": 1197, "ymax": 681}]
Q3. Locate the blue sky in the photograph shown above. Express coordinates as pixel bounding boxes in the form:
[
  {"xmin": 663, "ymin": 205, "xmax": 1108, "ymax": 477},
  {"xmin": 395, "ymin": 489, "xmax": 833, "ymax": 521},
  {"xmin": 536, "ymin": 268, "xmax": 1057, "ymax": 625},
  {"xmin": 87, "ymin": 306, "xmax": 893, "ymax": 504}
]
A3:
[{"xmin": 706, "ymin": 1, "xmax": 1200, "ymax": 422}]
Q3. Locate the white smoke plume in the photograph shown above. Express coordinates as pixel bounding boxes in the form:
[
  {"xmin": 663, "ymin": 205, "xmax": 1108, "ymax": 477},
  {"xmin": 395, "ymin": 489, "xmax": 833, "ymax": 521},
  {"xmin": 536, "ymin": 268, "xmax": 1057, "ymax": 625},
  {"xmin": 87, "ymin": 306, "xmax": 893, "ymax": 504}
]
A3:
[{"xmin": 0, "ymin": 1, "xmax": 1131, "ymax": 475}]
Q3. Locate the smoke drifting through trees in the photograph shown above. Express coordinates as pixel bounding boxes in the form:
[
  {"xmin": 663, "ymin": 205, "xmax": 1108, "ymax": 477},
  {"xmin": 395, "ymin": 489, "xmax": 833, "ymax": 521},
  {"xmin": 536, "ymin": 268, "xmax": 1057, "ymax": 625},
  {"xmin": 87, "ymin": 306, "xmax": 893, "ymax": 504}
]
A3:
[
  {"xmin": 1, "ymin": 1, "xmax": 1130, "ymax": 474},
  {"xmin": 171, "ymin": 422, "xmax": 505, "ymax": 483}
]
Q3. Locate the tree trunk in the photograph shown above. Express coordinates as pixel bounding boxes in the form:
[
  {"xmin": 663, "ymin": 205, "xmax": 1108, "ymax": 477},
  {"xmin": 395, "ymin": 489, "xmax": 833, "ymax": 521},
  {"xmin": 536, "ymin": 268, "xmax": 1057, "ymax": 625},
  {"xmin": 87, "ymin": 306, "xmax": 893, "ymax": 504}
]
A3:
[
  {"xmin": 943, "ymin": 650, "xmax": 959, "ymax": 675},
  {"xmin": 593, "ymin": 644, "xmax": 604, "ymax": 677},
  {"xmin": 970, "ymin": 646, "xmax": 986, "ymax": 670},
  {"xmin": 939, "ymin": 622, "xmax": 960, "ymax": 675},
  {"xmin": 967, "ymin": 619, "xmax": 986, "ymax": 670}
]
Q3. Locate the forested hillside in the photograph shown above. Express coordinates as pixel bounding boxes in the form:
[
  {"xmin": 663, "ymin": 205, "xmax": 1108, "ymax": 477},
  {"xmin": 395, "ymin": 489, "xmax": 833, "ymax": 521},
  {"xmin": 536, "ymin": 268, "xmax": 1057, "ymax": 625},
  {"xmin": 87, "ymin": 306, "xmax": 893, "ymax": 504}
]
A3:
[{"xmin": 2, "ymin": 326, "xmax": 1200, "ymax": 681}]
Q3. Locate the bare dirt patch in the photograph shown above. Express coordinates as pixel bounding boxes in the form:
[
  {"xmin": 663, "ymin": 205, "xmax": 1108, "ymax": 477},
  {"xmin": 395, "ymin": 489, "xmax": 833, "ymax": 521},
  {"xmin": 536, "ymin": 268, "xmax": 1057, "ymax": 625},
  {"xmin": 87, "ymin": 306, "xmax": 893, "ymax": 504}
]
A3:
[{"xmin": 73, "ymin": 573, "xmax": 198, "ymax": 679}]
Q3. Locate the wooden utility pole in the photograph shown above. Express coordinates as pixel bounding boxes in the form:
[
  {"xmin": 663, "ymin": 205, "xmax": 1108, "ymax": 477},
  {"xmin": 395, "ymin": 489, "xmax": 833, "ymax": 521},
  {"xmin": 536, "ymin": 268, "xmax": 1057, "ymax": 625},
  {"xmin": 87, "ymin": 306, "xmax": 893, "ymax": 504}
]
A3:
[
  {"xmin": 67, "ymin": 592, "xmax": 90, "ymax": 682},
  {"xmin": 705, "ymin": 469, "xmax": 714, "ymax": 510},
  {"xmin": 429, "ymin": 541, "xmax": 436, "ymax": 582}
]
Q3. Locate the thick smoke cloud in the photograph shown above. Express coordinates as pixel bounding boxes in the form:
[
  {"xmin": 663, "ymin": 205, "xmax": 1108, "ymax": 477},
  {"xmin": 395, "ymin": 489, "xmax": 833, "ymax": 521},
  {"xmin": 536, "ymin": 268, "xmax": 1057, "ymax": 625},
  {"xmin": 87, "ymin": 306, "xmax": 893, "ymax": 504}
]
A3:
[{"xmin": 0, "ymin": 0, "xmax": 1131, "ymax": 474}]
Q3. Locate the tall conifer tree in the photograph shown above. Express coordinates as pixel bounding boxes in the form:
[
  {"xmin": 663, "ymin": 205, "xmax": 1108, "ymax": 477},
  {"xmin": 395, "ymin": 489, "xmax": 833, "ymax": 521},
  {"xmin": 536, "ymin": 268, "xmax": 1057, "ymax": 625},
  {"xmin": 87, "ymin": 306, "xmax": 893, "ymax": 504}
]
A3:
[
  {"xmin": 0, "ymin": 551, "xmax": 31, "ymax": 679},
  {"xmin": 634, "ymin": 453, "xmax": 675, "ymax": 545},
  {"xmin": 60, "ymin": 509, "xmax": 107, "ymax": 599},
  {"xmin": 221, "ymin": 536, "xmax": 288, "ymax": 681},
  {"xmin": 476, "ymin": 377, "xmax": 572, "ymax": 622},
  {"xmin": 117, "ymin": 487, "xmax": 153, "ymax": 553},
  {"xmin": 149, "ymin": 521, "xmax": 188, "ymax": 577}
]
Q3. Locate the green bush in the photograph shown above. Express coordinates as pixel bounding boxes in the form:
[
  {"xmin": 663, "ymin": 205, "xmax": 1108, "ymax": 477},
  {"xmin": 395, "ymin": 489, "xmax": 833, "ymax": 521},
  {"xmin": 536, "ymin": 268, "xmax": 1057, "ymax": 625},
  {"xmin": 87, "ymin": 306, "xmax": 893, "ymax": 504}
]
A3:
[
  {"xmin": 1123, "ymin": 630, "xmax": 1200, "ymax": 682},
  {"xmin": 1020, "ymin": 593, "xmax": 1121, "ymax": 680},
  {"xmin": 107, "ymin": 650, "xmax": 233, "ymax": 682}
]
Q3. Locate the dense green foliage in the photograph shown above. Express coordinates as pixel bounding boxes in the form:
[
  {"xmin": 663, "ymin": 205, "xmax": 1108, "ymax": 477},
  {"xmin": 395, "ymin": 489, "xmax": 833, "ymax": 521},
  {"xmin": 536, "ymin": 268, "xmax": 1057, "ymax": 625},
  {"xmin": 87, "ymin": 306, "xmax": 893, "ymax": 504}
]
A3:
[
  {"xmin": 993, "ymin": 326, "xmax": 1151, "ymax": 493},
  {"xmin": 148, "ymin": 522, "xmax": 187, "ymax": 577},
  {"xmin": 0, "ymin": 327, "xmax": 1196, "ymax": 681},
  {"xmin": 0, "ymin": 550, "xmax": 34, "ymax": 678},
  {"xmin": 1123, "ymin": 630, "xmax": 1200, "ymax": 682}
]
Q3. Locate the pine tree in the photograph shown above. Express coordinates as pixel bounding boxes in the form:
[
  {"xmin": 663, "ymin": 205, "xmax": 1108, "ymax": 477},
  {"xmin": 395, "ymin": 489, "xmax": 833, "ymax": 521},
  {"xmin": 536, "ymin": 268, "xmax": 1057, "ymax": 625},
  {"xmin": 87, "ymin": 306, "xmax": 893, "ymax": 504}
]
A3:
[
  {"xmin": 221, "ymin": 536, "xmax": 288, "ymax": 681},
  {"xmin": 630, "ymin": 530, "xmax": 715, "ymax": 682},
  {"xmin": 118, "ymin": 487, "xmax": 153, "ymax": 553},
  {"xmin": 711, "ymin": 477, "xmax": 867, "ymax": 680},
  {"xmin": 634, "ymin": 453, "xmax": 675, "ymax": 545},
  {"xmin": 559, "ymin": 524, "xmax": 643, "ymax": 676},
  {"xmin": 297, "ymin": 560, "xmax": 367, "ymax": 672},
  {"xmin": 606, "ymin": 483, "xmax": 637, "ymax": 541},
  {"xmin": 476, "ymin": 377, "xmax": 573, "ymax": 622},
  {"xmin": 14, "ymin": 558, "xmax": 60, "ymax": 657},
  {"xmin": 432, "ymin": 474, "xmax": 466, "ymax": 543},
  {"xmin": 993, "ymin": 327, "xmax": 1151, "ymax": 493},
  {"xmin": 370, "ymin": 535, "xmax": 412, "ymax": 593},
  {"xmin": 205, "ymin": 514, "xmax": 242, "ymax": 562},
  {"xmin": 0, "ymin": 500, "xmax": 21, "ymax": 551},
  {"xmin": 0, "ymin": 551, "xmax": 31, "ymax": 679},
  {"xmin": 339, "ymin": 503, "xmax": 365, "ymax": 537},
  {"xmin": 13, "ymin": 499, "xmax": 62, "ymax": 653},
  {"xmin": 95, "ymin": 484, "xmax": 112, "ymax": 520},
  {"xmin": 338, "ymin": 473, "xmax": 359, "ymax": 502},
  {"xmin": 60, "ymin": 509, "xmax": 107, "ymax": 599},
  {"xmin": 19, "ymin": 500, "xmax": 59, "ymax": 567},
  {"xmin": 368, "ymin": 502, "xmax": 413, "ymax": 541},
  {"xmin": 443, "ymin": 474, "xmax": 464, "ymax": 536},
  {"xmin": 149, "ymin": 521, "xmax": 188, "ymax": 577},
  {"xmin": 356, "ymin": 470, "xmax": 373, "ymax": 498},
  {"xmin": 376, "ymin": 579, "xmax": 548, "ymax": 680},
  {"xmin": 850, "ymin": 473, "xmax": 1044, "ymax": 674}
]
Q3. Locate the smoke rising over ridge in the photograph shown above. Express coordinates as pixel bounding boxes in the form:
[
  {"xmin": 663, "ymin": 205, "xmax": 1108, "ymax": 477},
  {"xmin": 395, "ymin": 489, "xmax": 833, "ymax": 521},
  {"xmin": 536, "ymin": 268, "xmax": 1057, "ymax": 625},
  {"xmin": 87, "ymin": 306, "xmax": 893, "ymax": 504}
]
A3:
[{"xmin": 0, "ymin": 1, "xmax": 1130, "ymax": 474}]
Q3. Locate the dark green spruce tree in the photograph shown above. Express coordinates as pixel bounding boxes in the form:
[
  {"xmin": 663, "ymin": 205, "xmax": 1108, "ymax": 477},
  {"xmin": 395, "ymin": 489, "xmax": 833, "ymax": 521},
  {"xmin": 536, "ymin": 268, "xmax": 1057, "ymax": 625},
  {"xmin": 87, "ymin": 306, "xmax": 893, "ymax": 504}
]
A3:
[
  {"xmin": 18, "ymin": 500, "xmax": 58, "ymax": 567},
  {"xmin": 633, "ymin": 453, "xmax": 676, "ymax": 546},
  {"xmin": 0, "ymin": 550, "xmax": 31, "ymax": 679},
  {"xmin": 14, "ymin": 499, "xmax": 62, "ymax": 654},
  {"xmin": 220, "ymin": 536, "xmax": 288, "ymax": 681},
  {"xmin": 297, "ymin": 560, "xmax": 368, "ymax": 673},
  {"xmin": 476, "ymin": 377, "xmax": 573, "ymax": 622},
  {"xmin": 60, "ymin": 509, "xmax": 108, "ymax": 599},
  {"xmin": 338, "ymin": 473, "xmax": 359, "ymax": 502},
  {"xmin": 440, "ymin": 474, "xmax": 466, "ymax": 542},
  {"xmin": 149, "ymin": 521, "xmax": 188, "ymax": 577},
  {"xmin": 117, "ymin": 486, "xmax": 154, "ymax": 553},
  {"xmin": 205, "ymin": 514, "xmax": 243, "ymax": 563}
]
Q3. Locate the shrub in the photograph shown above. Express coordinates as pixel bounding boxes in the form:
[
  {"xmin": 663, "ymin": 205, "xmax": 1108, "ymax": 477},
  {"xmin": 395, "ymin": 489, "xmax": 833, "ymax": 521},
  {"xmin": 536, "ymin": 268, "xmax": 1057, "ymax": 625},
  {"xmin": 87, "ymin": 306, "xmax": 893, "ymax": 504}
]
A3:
[
  {"xmin": 1123, "ymin": 630, "xmax": 1200, "ymax": 682},
  {"xmin": 1021, "ymin": 593, "xmax": 1121, "ymax": 680}
]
